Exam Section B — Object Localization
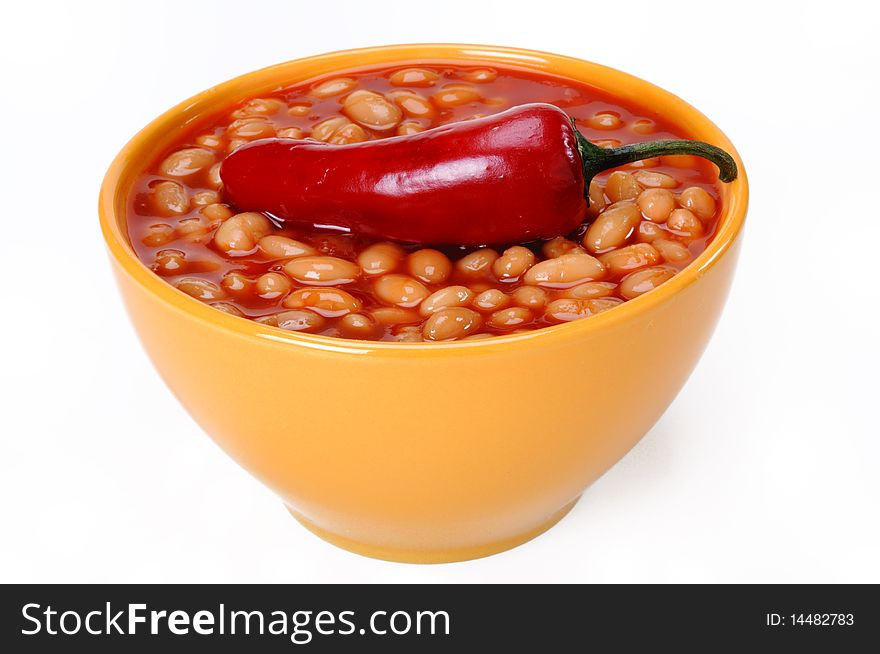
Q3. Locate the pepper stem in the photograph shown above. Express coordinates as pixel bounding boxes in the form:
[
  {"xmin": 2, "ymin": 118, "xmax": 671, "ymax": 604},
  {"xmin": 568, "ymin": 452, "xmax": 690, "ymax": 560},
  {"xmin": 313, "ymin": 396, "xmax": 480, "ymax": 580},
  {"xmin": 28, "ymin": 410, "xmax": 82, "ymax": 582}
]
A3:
[{"xmin": 572, "ymin": 120, "xmax": 738, "ymax": 203}]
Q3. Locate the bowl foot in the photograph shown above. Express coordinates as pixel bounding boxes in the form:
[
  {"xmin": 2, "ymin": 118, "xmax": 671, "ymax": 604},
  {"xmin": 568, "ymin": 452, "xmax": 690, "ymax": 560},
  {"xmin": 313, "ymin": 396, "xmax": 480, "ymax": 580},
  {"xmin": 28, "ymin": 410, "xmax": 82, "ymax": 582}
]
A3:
[{"xmin": 286, "ymin": 496, "xmax": 581, "ymax": 564}]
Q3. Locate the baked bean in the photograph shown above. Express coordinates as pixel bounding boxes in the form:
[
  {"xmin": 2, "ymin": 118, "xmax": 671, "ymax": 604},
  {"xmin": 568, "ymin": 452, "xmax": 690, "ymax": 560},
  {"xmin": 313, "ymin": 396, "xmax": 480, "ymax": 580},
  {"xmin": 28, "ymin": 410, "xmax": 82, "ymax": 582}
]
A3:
[
  {"xmin": 195, "ymin": 133, "xmax": 222, "ymax": 150},
  {"xmin": 373, "ymin": 274, "xmax": 430, "ymax": 307},
  {"xmin": 637, "ymin": 220, "xmax": 665, "ymax": 242},
  {"xmin": 311, "ymin": 116, "xmax": 353, "ymax": 142},
  {"xmin": 473, "ymin": 289, "xmax": 510, "ymax": 311},
  {"xmin": 284, "ymin": 256, "xmax": 360, "ymax": 285},
  {"xmin": 343, "ymin": 90, "xmax": 402, "ymax": 131},
  {"xmin": 511, "ymin": 285, "xmax": 548, "ymax": 309},
  {"xmin": 149, "ymin": 181, "xmax": 189, "ymax": 217},
  {"xmin": 142, "ymin": 223, "xmax": 175, "ymax": 247},
  {"xmin": 176, "ymin": 216, "xmax": 211, "ymax": 240},
  {"xmin": 369, "ymin": 306, "xmax": 421, "ymax": 326},
  {"xmin": 207, "ymin": 162, "xmax": 223, "ymax": 189},
  {"xmin": 488, "ymin": 307, "xmax": 532, "ymax": 329},
  {"xmin": 583, "ymin": 202, "xmax": 640, "ymax": 253},
  {"xmin": 544, "ymin": 298, "xmax": 590, "ymax": 323},
  {"xmin": 587, "ymin": 180, "xmax": 606, "ymax": 217},
  {"xmin": 678, "ymin": 186, "xmax": 717, "ymax": 220},
  {"xmin": 541, "ymin": 237, "xmax": 585, "ymax": 259},
  {"xmin": 632, "ymin": 119, "xmax": 655, "ymax": 134},
  {"xmin": 626, "ymin": 156, "xmax": 661, "ymax": 169},
  {"xmin": 419, "ymin": 285, "xmax": 474, "ymax": 317},
  {"xmin": 397, "ymin": 121, "xmax": 425, "ymax": 135},
  {"xmin": 492, "ymin": 245, "xmax": 536, "ymax": 281},
  {"xmin": 220, "ymin": 271, "xmax": 250, "ymax": 293},
  {"xmin": 339, "ymin": 313, "xmax": 381, "ymax": 339},
  {"xmin": 357, "ymin": 242, "xmax": 404, "ymax": 276},
  {"xmin": 523, "ymin": 253, "xmax": 606, "ymax": 288},
  {"xmin": 283, "ymin": 287, "xmax": 362, "ymax": 317},
  {"xmin": 152, "ymin": 249, "xmax": 186, "ymax": 274},
  {"xmin": 634, "ymin": 170, "xmax": 679, "ymax": 188},
  {"xmin": 258, "ymin": 235, "xmax": 317, "ymax": 259},
  {"xmin": 422, "ymin": 307, "xmax": 482, "ymax": 341},
  {"xmin": 605, "ymin": 171, "xmax": 642, "ymax": 203},
  {"xmin": 619, "ymin": 266, "xmax": 677, "ymax": 299},
  {"xmin": 461, "ymin": 68, "xmax": 498, "ymax": 83},
  {"xmin": 588, "ymin": 112, "xmax": 622, "ymax": 130},
  {"xmin": 255, "ymin": 272, "xmax": 292, "ymax": 299},
  {"xmin": 310, "ymin": 77, "xmax": 356, "ymax": 98},
  {"xmin": 329, "ymin": 123, "xmax": 368, "ymax": 144},
  {"xmin": 387, "ymin": 90, "xmax": 435, "ymax": 119},
  {"xmin": 389, "ymin": 68, "xmax": 439, "ymax": 87},
  {"xmin": 176, "ymin": 277, "xmax": 224, "ymax": 301},
  {"xmin": 227, "ymin": 117, "xmax": 275, "ymax": 140},
  {"xmin": 226, "ymin": 138, "xmax": 248, "ymax": 154},
  {"xmin": 276, "ymin": 126, "xmax": 304, "ymax": 139},
  {"xmin": 589, "ymin": 297, "xmax": 624, "ymax": 313},
  {"xmin": 288, "ymin": 104, "xmax": 311, "ymax": 117},
  {"xmin": 210, "ymin": 302, "xmax": 244, "ymax": 317},
  {"xmin": 597, "ymin": 243, "xmax": 661, "ymax": 276},
  {"xmin": 407, "ymin": 249, "xmax": 452, "ymax": 284},
  {"xmin": 666, "ymin": 208, "xmax": 704, "ymax": 238},
  {"xmin": 191, "ymin": 190, "xmax": 221, "ymax": 206},
  {"xmin": 159, "ymin": 147, "xmax": 214, "ymax": 178},
  {"xmin": 231, "ymin": 98, "xmax": 284, "ymax": 118},
  {"xmin": 200, "ymin": 203, "xmax": 233, "ymax": 223},
  {"xmin": 274, "ymin": 309, "xmax": 325, "ymax": 332},
  {"xmin": 593, "ymin": 138, "xmax": 621, "ymax": 149},
  {"xmin": 456, "ymin": 248, "xmax": 499, "ymax": 277},
  {"xmin": 463, "ymin": 333, "xmax": 495, "ymax": 340},
  {"xmin": 395, "ymin": 326, "xmax": 424, "ymax": 342},
  {"xmin": 653, "ymin": 238, "xmax": 693, "ymax": 264},
  {"xmin": 637, "ymin": 188, "xmax": 676, "ymax": 223},
  {"xmin": 213, "ymin": 212, "xmax": 272, "ymax": 253},
  {"xmin": 563, "ymin": 281, "xmax": 617, "ymax": 299},
  {"xmin": 662, "ymin": 154, "xmax": 702, "ymax": 169},
  {"xmin": 431, "ymin": 84, "xmax": 480, "ymax": 108}
]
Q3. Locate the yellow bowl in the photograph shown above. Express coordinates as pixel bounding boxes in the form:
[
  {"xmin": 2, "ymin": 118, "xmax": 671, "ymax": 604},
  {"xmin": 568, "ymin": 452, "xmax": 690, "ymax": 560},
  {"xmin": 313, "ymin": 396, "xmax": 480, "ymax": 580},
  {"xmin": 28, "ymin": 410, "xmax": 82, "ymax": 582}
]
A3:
[{"xmin": 99, "ymin": 44, "xmax": 748, "ymax": 563}]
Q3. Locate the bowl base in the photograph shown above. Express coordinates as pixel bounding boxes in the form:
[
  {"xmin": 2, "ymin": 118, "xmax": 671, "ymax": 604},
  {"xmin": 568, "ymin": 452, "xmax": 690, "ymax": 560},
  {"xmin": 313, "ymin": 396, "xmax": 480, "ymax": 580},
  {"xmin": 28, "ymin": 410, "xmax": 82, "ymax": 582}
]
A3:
[{"xmin": 286, "ymin": 496, "xmax": 580, "ymax": 564}]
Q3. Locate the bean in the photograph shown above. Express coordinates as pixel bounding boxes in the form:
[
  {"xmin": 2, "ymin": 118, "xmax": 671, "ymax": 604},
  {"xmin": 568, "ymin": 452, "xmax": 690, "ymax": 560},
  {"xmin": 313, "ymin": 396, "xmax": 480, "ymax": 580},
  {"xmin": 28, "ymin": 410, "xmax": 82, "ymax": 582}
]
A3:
[
  {"xmin": 275, "ymin": 309, "xmax": 325, "ymax": 332},
  {"xmin": 473, "ymin": 289, "xmax": 510, "ymax": 311},
  {"xmin": 231, "ymin": 98, "xmax": 284, "ymax": 118},
  {"xmin": 276, "ymin": 126, "xmax": 304, "ymax": 139},
  {"xmin": 619, "ymin": 266, "xmax": 677, "ymax": 299},
  {"xmin": 627, "ymin": 157, "xmax": 661, "ymax": 169},
  {"xmin": 283, "ymin": 287, "xmax": 362, "ymax": 317},
  {"xmin": 583, "ymin": 202, "xmax": 640, "ymax": 253},
  {"xmin": 653, "ymin": 238, "xmax": 693, "ymax": 264},
  {"xmin": 461, "ymin": 68, "xmax": 498, "ymax": 83},
  {"xmin": 563, "ymin": 281, "xmax": 617, "ymax": 299},
  {"xmin": 634, "ymin": 170, "xmax": 679, "ymax": 188},
  {"xmin": 666, "ymin": 208, "xmax": 704, "ymax": 238},
  {"xmin": 210, "ymin": 302, "xmax": 244, "ymax": 317},
  {"xmin": 221, "ymin": 271, "xmax": 250, "ymax": 294},
  {"xmin": 150, "ymin": 181, "xmax": 189, "ymax": 216},
  {"xmin": 343, "ymin": 90, "xmax": 402, "ymax": 130},
  {"xmin": 456, "ymin": 248, "xmax": 499, "ymax": 277},
  {"xmin": 589, "ymin": 297, "xmax": 624, "ymax": 313},
  {"xmin": 422, "ymin": 307, "xmax": 482, "ymax": 341},
  {"xmin": 283, "ymin": 256, "xmax": 360, "ymax": 285},
  {"xmin": 142, "ymin": 223, "xmax": 175, "ymax": 247},
  {"xmin": 369, "ymin": 306, "xmax": 422, "ymax": 326},
  {"xmin": 255, "ymin": 272, "xmax": 292, "ymax": 299},
  {"xmin": 587, "ymin": 180, "xmax": 606, "ymax": 217},
  {"xmin": 545, "ymin": 298, "xmax": 590, "ymax": 323},
  {"xmin": 200, "ymin": 203, "xmax": 233, "ymax": 223},
  {"xmin": 467, "ymin": 282, "xmax": 494, "ymax": 294},
  {"xmin": 395, "ymin": 326, "xmax": 424, "ymax": 342},
  {"xmin": 605, "ymin": 171, "xmax": 642, "ymax": 203},
  {"xmin": 389, "ymin": 68, "xmax": 439, "ymax": 87},
  {"xmin": 637, "ymin": 188, "xmax": 676, "ymax": 223},
  {"xmin": 387, "ymin": 90, "xmax": 436, "ymax": 119},
  {"xmin": 338, "ymin": 313, "xmax": 381, "ymax": 339},
  {"xmin": 226, "ymin": 138, "xmax": 247, "ymax": 154},
  {"xmin": 632, "ymin": 119, "xmax": 655, "ymax": 134},
  {"xmin": 328, "ymin": 123, "xmax": 368, "ymax": 145},
  {"xmin": 158, "ymin": 147, "xmax": 214, "ymax": 177},
  {"xmin": 511, "ymin": 286, "xmax": 548, "ymax": 309},
  {"xmin": 152, "ymin": 249, "xmax": 186, "ymax": 274},
  {"xmin": 310, "ymin": 77, "xmax": 356, "ymax": 98},
  {"xmin": 311, "ymin": 116, "xmax": 353, "ymax": 142},
  {"xmin": 463, "ymin": 333, "xmax": 495, "ymax": 340},
  {"xmin": 678, "ymin": 186, "xmax": 717, "ymax": 220},
  {"xmin": 176, "ymin": 277, "xmax": 224, "ymax": 301},
  {"xmin": 637, "ymin": 220, "xmax": 665, "ymax": 242},
  {"xmin": 191, "ymin": 190, "xmax": 221, "ymax": 206},
  {"xmin": 227, "ymin": 117, "xmax": 275, "ymax": 140},
  {"xmin": 593, "ymin": 139, "xmax": 621, "ymax": 149},
  {"xmin": 597, "ymin": 243, "xmax": 661, "ymax": 277},
  {"xmin": 176, "ymin": 216, "xmax": 211, "ymax": 240},
  {"xmin": 373, "ymin": 274, "xmax": 430, "ymax": 308},
  {"xmin": 258, "ymin": 235, "xmax": 317, "ymax": 259},
  {"xmin": 523, "ymin": 253, "xmax": 606, "ymax": 288},
  {"xmin": 407, "ymin": 248, "xmax": 452, "ymax": 284},
  {"xmin": 195, "ymin": 133, "xmax": 222, "ymax": 150},
  {"xmin": 588, "ymin": 112, "xmax": 622, "ymax": 130},
  {"xmin": 431, "ymin": 84, "xmax": 480, "ymax": 108},
  {"xmin": 397, "ymin": 121, "xmax": 425, "ymax": 135},
  {"xmin": 288, "ymin": 104, "xmax": 311, "ymax": 117},
  {"xmin": 541, "ymin": 237, "xmax": 585, "ymax": 259},
  {"xmin": 492, "ymin": 245, "xmax": 536, "ymax": 281},
  {"xmin": 488, "ymin": 307, "xmax": 532, "ymax": 329},
  {"xmin": 357, "ymin": 242, "xmax": 405, "ymax": 276},
  {"xmin": 419, "ymin": 285, "xmax": 474, "ymax": 317},
  {"xmin": 213, "ymin": 212, "xmax": 272, "ymax": 253}
]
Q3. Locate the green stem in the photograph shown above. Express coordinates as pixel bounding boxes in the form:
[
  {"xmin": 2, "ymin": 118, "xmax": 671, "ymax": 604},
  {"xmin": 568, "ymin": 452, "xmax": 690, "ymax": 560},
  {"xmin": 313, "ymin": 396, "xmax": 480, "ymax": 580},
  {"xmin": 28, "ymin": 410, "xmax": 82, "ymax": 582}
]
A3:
[{"xmin": 572, "ymin": 120, "xmax": 738, "ymax": 203}]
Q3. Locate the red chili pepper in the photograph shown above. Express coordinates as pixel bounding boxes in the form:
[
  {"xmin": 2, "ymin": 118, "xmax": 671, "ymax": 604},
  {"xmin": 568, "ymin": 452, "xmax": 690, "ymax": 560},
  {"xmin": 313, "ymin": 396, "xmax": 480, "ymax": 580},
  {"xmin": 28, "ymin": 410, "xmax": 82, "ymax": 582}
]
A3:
[{"xmin": 220, "ymin": 103, "xmax": 736, "ymax": 246}]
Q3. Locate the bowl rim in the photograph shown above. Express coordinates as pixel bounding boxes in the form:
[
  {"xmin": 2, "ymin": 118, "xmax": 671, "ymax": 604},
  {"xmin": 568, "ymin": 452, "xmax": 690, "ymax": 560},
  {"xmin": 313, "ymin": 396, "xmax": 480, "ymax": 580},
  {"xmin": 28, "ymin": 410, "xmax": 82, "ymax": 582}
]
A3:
[{"xmin": 99, "ymin": 43, "xmax": 748, "ymax": 354}]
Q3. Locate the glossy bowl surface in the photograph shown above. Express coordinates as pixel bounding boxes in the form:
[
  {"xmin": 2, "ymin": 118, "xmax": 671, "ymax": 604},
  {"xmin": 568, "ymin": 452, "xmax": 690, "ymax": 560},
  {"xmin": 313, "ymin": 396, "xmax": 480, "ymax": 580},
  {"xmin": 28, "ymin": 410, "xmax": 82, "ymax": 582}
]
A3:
[{"xmin": 99, "ymin": 44, "xmax": 748, "ymax": 563}]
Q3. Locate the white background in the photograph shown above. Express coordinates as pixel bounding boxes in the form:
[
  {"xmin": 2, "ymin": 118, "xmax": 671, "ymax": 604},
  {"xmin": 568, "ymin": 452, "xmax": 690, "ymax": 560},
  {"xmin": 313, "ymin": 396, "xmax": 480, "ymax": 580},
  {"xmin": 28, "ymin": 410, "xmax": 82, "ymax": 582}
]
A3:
[{"xmin": 2, "ymin": 0, "xmax": 877, "ymax": 583}]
